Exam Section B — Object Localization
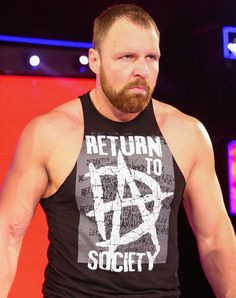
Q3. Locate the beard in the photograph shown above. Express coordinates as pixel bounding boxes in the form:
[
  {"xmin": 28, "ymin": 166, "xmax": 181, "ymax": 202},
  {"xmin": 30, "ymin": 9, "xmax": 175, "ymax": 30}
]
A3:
[{"xmin": 100, "ymin": 66, "xmax": 154, "ymax": 114}]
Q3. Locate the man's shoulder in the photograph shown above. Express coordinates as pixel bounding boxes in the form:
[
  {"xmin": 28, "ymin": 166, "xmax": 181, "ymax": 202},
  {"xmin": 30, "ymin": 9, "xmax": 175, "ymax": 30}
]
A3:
[
  {"xmin": 152, "ymin": 99, "xmax": 212, "ymax": 180},
  {"xmin": 19, "ymin": 98, "xmax": 83, "ymax": 148},
  {"xmin": 152, "ymin": 98, "xmax": 197, "ymax": 125},
  {"xmin": 29, "ymin": 98, "xmax": 82, "ymax": 131},
  {"xmin": 47, "ymin": 97, "xmax": 83, "ymax": 126},
  {"xmin": 152, "ymin": 98, "xmax": 209, "ymax": 142}
]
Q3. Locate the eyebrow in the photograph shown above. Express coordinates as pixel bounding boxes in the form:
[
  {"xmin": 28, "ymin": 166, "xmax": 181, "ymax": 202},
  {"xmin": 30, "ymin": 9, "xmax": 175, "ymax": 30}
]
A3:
[{"xmin": 114, "ymin": 50, "xmax": 161, "ymax": 58}]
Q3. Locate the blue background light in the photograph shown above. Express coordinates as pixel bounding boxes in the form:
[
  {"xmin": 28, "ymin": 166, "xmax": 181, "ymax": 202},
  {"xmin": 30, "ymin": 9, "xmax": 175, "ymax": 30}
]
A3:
[
  {"xmin": 0, "ymin": 34, "xmax": 93, "ymax": 49},
  {"xmin": 0, "ymin": 35, "xmax": 94, "ymax": 77},
  {"xmin": 222, "ymin": 26, "xmax": 236, "ymax": 60}
]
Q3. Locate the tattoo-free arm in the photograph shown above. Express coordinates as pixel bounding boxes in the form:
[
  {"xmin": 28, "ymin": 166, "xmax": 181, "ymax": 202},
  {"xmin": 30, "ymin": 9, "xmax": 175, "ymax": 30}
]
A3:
[
  {"xmin": 0, "ymin": 120, "xmax": 48, "ymax": 297},
  {"xmin": 183, "ymin": 121, "xmax": 236, "ymax": 298}
]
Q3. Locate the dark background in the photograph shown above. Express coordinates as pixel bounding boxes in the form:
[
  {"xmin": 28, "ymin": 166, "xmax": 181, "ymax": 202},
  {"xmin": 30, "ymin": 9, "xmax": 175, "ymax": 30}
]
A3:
[{"xmin": 1, "ymin": 0, "xmax": 236, "ymax": 296}]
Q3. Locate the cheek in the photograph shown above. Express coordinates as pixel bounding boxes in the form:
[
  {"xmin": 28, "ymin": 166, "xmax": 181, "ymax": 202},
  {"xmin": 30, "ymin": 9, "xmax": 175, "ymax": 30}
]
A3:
[
  {"xmin": 150, "ymin": 65, "xmax": 159, "ymax": 82},
  {"xmin": 107, "ymin": 67, "xmax": 130, "ymax": 86}
]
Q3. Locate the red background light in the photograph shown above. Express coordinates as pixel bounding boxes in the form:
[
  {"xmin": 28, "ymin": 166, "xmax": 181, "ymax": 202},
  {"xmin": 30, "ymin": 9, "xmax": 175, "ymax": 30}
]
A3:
[{"xmin": 0, "ymin": 75, "xmax": 95, "ymax": 297}]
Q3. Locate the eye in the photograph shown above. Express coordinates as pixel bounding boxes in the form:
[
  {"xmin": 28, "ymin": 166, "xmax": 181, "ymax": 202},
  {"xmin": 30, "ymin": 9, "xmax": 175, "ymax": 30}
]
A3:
[
  {"xmin": 147, "ymin": 55, "xmax": 159, "ymax": 61},
  {"xmin": 120, "ymin": 55, "xmax": 133, "ymax": 60}
]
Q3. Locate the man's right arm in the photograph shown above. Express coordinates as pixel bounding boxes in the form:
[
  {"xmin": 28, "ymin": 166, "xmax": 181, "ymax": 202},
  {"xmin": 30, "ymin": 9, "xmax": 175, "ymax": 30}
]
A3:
[{"xmin": 0, "ymin": 118, "xmax": 49, "ymax": 297}]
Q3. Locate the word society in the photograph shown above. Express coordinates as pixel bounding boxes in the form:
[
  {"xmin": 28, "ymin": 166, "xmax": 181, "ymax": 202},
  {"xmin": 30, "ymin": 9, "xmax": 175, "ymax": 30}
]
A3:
[{"xmin": 88, "ymin": 250, "xmax": 158, "ymax": 272}]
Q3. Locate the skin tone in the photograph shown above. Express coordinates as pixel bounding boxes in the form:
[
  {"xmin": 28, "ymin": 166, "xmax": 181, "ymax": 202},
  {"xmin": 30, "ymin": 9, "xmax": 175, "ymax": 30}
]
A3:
[
  {"xmin": 0, "ymin": 17, "xmax": 236, "ymax": 298},
  {"xmin": 89, "ymin": 18, "xmax": 160, "ymax": 122}
]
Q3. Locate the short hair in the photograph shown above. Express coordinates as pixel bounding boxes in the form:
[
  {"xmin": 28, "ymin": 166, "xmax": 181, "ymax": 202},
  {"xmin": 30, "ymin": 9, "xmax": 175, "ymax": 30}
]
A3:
[{"xmin": 93, "ymin": 4, "xmax": 160, "ymax": 52}]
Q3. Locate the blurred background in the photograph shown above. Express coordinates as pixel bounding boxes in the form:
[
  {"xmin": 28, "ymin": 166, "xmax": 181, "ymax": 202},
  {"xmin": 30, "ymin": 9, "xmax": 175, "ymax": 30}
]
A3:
[{"xmin": 1, "ymin": 0, "xmax": 236, "ymax": 297}]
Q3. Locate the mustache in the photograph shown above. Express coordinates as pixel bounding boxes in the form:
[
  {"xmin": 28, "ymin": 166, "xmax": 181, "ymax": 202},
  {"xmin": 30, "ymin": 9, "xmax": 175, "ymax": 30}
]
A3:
[{"xmin": 125, "ymin": 79, "xmax": 149, "ymax": 90}]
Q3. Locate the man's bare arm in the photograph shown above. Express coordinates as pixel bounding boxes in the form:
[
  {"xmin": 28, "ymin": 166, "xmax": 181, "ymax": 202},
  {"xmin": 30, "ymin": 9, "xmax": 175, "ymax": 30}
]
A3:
[
  {"xmin": 183, "ymin": 120, "xmax": 236, "ymax": 298},
  {"xmin": 0, "ymin": 119, "xmax": 49, "ymax": 297}
]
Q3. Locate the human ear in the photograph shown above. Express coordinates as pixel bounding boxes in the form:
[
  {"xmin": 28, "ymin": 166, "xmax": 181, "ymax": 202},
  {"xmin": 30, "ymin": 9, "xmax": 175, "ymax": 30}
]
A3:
[{"xmin": 88, "ymin": 48, "xmax": 101, "ymax": 74}]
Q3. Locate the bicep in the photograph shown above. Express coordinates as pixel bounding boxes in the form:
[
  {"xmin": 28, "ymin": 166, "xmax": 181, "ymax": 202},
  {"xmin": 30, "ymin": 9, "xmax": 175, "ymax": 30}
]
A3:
[
  {"xmin": 0, "ymin": 122, "xmax": 49, "ymax": 237},
  {"xmin": 183, "ymin": 167, "xmax": 227, "ymax": 241},
  {"xmin": 0, "ymin": 164, "xmax": 48, "ymax": 232},
  {"xmin": 183, "ymin": 124, "xmax": 229, "ymax": 242}
]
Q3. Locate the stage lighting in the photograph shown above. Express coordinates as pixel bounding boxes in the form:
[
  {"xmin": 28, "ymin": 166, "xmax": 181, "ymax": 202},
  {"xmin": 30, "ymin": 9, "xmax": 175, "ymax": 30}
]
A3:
[
  {"xmin": 227, "ymin": 40, "xmax": 236, "ymax": 55},
  {"xmin": 223, "ymin": 26, "xmax": 236, "ymax": 60},
  {"xmin": 79, "ymin": 66, "xmax": 86, "ymax": 73},
  {"xmin": 0, "ymin": 34, "xmax": 92, "ymax": 48},
  {"xmin": 79, "ymin": 55, "xmax": 89, "ymax": 65},
  {"xmin": 0, "ymin": 35, "xmax": 94, "ymax": 77},
  {"xmin": 29, "ymin": 55, "xmax": 40, "ymax": 67},
  {"xmin": 72, "ymin": 54, "xmax": 90, "ymax": 74},
  {"xmin": 228, "ymin": 141, "xmax": 236, "ymax": 215}
]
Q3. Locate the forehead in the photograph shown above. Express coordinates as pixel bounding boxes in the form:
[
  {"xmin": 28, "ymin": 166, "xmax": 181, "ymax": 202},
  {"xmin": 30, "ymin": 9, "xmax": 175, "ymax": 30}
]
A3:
[{"xmin": 101, "ymin": 18, "xmax": 160, "ymax": 53}]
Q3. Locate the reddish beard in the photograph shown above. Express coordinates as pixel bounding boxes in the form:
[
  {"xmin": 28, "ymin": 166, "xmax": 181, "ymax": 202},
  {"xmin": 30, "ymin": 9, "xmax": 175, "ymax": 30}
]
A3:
[{"xmin": 100, "ymin": 67, "xmax": 152, "ymax": 113}]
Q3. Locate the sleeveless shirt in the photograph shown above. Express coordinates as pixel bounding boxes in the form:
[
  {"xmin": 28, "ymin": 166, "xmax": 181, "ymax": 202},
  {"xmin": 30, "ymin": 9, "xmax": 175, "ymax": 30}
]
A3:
[{"xmin": 40, "ymin": 92, "xmax": 186, "ymax": 297}]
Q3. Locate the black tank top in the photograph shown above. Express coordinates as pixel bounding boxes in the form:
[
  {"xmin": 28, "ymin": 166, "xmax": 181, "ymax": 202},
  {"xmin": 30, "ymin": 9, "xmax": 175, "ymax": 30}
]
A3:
[{"xmin": 40, "ymin": 92, "xmax": 185, "ymax": 297}]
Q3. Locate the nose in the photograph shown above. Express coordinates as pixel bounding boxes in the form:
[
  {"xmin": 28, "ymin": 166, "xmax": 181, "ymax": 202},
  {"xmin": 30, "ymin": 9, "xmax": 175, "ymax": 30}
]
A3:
[{"xmin": 133, "ymin": 58, "xmax": 149, "ymax": 79}]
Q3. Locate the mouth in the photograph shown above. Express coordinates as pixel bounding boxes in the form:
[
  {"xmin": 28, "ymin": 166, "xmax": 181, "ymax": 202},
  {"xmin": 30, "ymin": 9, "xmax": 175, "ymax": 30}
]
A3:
[{"xmin": 128, "ymin": 86, "xmax": 147, "ymax": 93}]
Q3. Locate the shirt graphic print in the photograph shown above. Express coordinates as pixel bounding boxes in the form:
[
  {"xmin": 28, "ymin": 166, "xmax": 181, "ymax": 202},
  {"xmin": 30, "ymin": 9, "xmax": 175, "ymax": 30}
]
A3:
[{"xmin": 75, "ymin": 133, "xmax": 175, "ymax": 273}]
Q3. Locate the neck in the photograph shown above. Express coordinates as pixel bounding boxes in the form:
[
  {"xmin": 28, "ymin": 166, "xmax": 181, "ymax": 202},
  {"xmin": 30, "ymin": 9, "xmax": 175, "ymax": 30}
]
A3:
[{"xmin": 90, "ymin": 89, "xmax": 141, "ymax": 122}]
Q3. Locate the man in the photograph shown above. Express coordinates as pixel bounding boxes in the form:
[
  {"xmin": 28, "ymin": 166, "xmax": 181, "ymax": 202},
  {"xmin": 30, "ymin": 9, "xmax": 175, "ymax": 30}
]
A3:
[{"xmin": 0, "ymin": 4, "xmax": 236, "ymax": 298}]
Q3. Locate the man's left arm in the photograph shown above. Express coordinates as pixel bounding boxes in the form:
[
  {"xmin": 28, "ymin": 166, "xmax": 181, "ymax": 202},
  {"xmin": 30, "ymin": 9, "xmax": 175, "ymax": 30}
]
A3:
[{"xmin": 183, "ymin": 121, "xmax": 236, "ymax": 298}]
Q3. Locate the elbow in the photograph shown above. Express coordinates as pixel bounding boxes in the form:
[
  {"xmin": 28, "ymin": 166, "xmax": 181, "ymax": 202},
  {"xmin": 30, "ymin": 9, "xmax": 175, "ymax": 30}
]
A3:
[
  {"xmin": 196, "ymin": 224, "xmax": 236, "ymax": 270},
  {"xmin": 8, "ymin": 222, "xmax": 27, "ymax": 247},
  {"xmin": 1, "ymin": 214, "xmax": 32, "ymax": 248}
]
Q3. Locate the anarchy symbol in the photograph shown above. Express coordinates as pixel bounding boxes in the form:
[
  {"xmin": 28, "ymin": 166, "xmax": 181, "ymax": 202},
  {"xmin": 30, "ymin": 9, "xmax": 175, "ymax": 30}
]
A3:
[{"xmin": 85, "ymin": 150, "xmax": 173, "ymax": 255}]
